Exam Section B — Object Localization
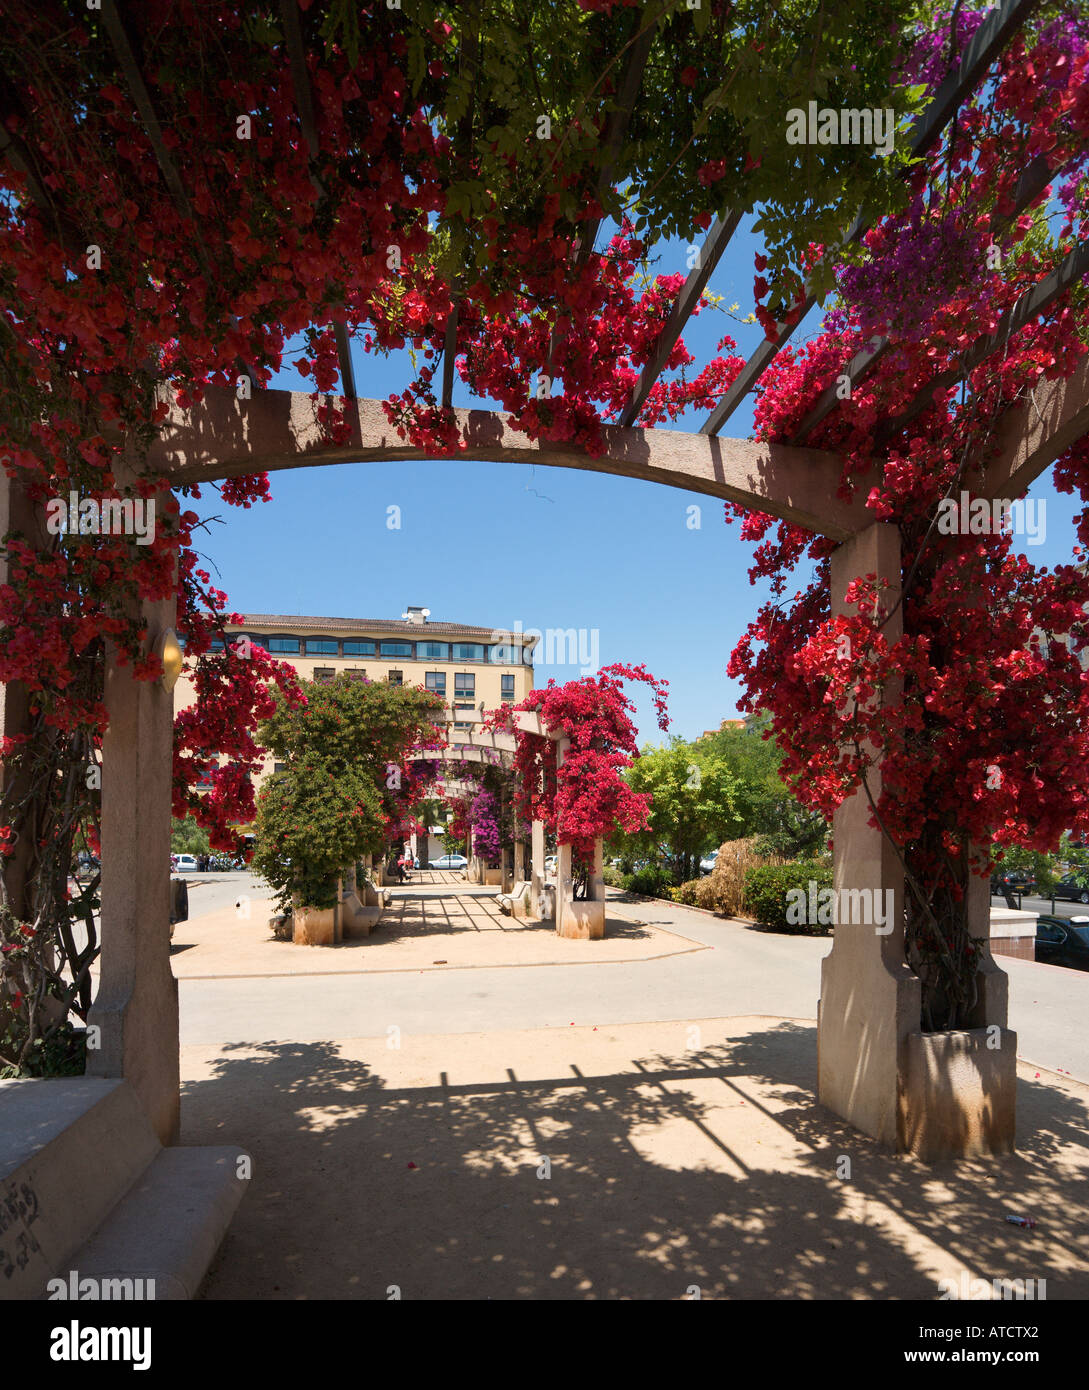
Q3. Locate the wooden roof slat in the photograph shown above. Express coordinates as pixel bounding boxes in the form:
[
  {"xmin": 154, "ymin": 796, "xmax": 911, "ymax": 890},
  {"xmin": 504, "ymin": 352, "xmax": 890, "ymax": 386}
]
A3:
[
  {"xmin": 877, "ymin": 236, "xmax": 1089, "ymax": 443},
  {"xmin": 789, "ymin": 152, "xmax": 1056, "ymax": 442},
  {"xmin": 618, "ymin": 209, "xmax": 743, "ymax": 427},
  {"xmin": 699, "ymin": 0, "xmax": 1042, "ymax": 437}
]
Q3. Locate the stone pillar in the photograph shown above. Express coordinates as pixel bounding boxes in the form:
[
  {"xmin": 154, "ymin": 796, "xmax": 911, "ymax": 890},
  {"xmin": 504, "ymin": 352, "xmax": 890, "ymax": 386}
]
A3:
[
  {"xmin": 500, "ymin": 847, "xmax": 511, "ymax": 894},
  {"xmin": 817, "ymin": 523, "xmax": 918, "ymax": 1149},
  {"xmin": 530, "ymin": 819, "xmax": 547, "ymax": 919},
  {"xmin": 557, "ymin": 836, "xmax": 606, "ymax": 940},
  {"xmin": 513, "ymin": 839, "xmax": 525, "ymax": 885},
  {"xmin": 87, "ymin": 567, "xmax": 180, "ymax": 1144},
  {"xmin": 0, "ymin": 472, "xmax": 43, "ymax": 930}
]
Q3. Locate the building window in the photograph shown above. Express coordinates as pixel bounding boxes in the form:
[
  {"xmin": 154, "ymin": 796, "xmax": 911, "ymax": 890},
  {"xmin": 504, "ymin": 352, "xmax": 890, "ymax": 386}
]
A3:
[
  {"xmin": 426, "ymin": 671, "xmax": 446, "ymax": 696},
  {"xmin": 454, "ymin": 673, "xmax": 474, "ymax": 698},
  {"xmin": 501, "ymin": 675, "xmax": 515, "ymax": 701},
  {"xmin": 381, "ymin": 641, "xmax": 414, "ymax": 657},
  {"xmin": 453, "ymin": 703, "xmax": 474, "ymax": 729},
  {"xmin": 490, "ymin": 643, "xmax": 520, "ymax": 664},
  {"xmin": 388, "ymin": 670, "xmax": 403, "ymax": 687},
  {"xmin": 343, "ymin": 640, "xmax": 376, "ymax": 656},
  {"xmin": 314, "ymin": 667, "xmax": 335, "ymax": 684},
  {"xmin": 307, "ymin": 638, "xmax": 339, "ymax": 654},
  {"xmin": 273, "ymin": 762, "xmax": 287, "ymax": 775},
  {"xmin": 418, "ymin": 641, "xmax": 448, "ymax": 660},
  {"xmin": 346, "ymin": 669, "xmax": 367, "ymax": 683},
  {"xmin": 452, "ymin": 642, "xmax": 485, "ymax": 662},
  {"xmin": 267, "ymin": 636, "xmax": 300, "ymax": 654}
]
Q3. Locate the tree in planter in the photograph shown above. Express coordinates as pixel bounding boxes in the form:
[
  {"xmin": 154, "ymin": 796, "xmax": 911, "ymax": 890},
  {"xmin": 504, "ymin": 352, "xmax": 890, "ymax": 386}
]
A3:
[
  {"xmin": 491, "ymin": 663, "xmax": 670, "ymax": 897},
  {"xmin": 252, "ymin": 674, "xmax": 445, "ymax": 913}
]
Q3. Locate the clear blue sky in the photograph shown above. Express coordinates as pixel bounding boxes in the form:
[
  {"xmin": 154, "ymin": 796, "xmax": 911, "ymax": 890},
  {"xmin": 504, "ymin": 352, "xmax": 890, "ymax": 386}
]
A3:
[{"xmin": 195, "ymin": 217, "xmax": 1077, "ymax": 747}]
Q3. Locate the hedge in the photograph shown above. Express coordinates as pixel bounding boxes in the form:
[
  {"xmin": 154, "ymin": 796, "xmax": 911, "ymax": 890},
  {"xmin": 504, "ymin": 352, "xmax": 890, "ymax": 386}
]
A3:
[{"xmin": 743, "ymin": 860, "xmax": 834, "ymax": 934}]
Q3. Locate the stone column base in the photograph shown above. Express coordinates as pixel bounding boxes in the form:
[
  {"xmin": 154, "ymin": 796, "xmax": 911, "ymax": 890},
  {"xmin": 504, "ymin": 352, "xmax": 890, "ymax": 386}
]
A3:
[
  {"xmin": 293, "ymin": 906, "xmax": 337, "ymax": 946},
  {"xmin": 900, "ymin": 1027, "xmax": 1018, "ymax": 1161},
  {"xmin": 558, "ymin": 899, "xmax": 605, "ymax": 940}
]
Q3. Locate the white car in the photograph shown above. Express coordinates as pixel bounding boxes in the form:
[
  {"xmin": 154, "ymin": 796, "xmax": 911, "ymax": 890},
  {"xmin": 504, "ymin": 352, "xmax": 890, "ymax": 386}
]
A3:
[
  {"xmin": 173, "ymin": 854, "xmax": 199, "ymax": 874},
  {"xmin": 699, "ymin": 850, "xmax": 719, "ymax": 876},
  {"xmin": 429, "ymin": 853, "xmax": 468, "ymax": 870},
  {"xmin": 544, "ymin": 854, "xmax": 558, "ymax": 876}
]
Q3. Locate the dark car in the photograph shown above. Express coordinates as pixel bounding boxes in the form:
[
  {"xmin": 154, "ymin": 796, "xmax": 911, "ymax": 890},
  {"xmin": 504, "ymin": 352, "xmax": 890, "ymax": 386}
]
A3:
[
  {"xmin": 1035, "ymin": 915, "xmax": 1089, "ymax": 971},
  {"xmin": 991, "ymin": 868, "xmax": 1036, "ymax": 896},
  {"xmin": 1050, "ymin": 873, "xmax": 1089, "ymax": 905}
]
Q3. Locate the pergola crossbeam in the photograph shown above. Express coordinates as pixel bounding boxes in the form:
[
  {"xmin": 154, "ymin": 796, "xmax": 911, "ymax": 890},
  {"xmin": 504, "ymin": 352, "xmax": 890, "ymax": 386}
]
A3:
[{"xmin": 147, "ymin": 385, "xmax": 871, "ymax": 540}]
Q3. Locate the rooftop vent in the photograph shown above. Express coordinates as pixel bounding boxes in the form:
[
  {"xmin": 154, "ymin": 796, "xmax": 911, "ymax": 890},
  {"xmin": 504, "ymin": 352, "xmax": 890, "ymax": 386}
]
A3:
[{"xmin": 403, "ymin": 606, "xmax": 430, "ymax": 626}]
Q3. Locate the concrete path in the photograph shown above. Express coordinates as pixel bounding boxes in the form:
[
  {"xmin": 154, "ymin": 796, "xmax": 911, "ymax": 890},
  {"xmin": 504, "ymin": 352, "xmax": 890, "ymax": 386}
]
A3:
[
  {"xmin": 182, "ymin": 1017, "xmax": 1089, "ymax": 1300},
  {"xmin": 176, "ymin": 884, "xmax": 1089, "ymax": 1083}
]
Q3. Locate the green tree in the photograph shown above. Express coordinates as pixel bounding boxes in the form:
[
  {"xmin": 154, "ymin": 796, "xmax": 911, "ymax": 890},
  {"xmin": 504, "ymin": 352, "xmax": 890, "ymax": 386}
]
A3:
[
  {"xmin": 705, "ymin": 715, "xmax": 828, "ymax": 858},
  {"xmin": 170, "ymin": 816, "xmax": 211, "ymax": 857},
  {"xmin": 610, "ymin": 738, "xmax": 747, "ymax": 883},
  {"xmin": 252, "ymin": 674, "xmax": 444, "ymax": 910}
]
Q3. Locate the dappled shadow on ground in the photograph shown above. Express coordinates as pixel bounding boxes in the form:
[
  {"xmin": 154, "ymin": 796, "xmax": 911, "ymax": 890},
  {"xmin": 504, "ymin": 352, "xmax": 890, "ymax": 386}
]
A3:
[{"xmin": 182, "ymin": 1020, "xmax": 1089, "ymax": 1300}]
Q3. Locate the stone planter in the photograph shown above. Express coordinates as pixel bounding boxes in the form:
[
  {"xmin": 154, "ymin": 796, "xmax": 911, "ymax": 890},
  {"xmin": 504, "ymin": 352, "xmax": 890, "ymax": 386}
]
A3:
[
  {"xmin": 899, "ymin": 1027, "xmax": 1017, "ymax": 1161},
  {"xmin": 293, "ymin": 905, "xmax": 337, "ymax": 947},
  {"xmin": 483, "ymin": 867, "xmax": 502, "ymax": 886},
  {"xmin": 557, "ymin": 898, "xmax": 605, "ymax": 940}
]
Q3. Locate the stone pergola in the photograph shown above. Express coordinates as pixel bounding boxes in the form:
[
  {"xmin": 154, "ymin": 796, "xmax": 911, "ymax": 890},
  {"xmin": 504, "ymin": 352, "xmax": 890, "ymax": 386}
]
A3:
[{"xmin": 5, "ymin": 356, "xmax": 1085, "ymax": 1159}]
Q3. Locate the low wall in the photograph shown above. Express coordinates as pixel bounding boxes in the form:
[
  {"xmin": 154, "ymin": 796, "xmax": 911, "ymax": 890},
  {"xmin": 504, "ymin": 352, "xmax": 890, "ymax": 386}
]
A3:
[{"xmin": 989, "ymin": 906, "xmax": 1038, "ymax": 963}]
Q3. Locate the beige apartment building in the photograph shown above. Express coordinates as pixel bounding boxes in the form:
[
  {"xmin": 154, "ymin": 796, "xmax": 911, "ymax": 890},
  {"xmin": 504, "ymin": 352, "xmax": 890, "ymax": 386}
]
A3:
[{"xmin": 174, "ymin": 605, "xmax": 537, "ymax": 792}]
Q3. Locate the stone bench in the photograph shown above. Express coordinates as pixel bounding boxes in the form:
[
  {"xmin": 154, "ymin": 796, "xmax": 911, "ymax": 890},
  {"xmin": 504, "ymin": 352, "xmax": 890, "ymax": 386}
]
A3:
[
  {"xmin": 497, "ymin": 881, "xmax": 532, "ymax": 917},
  {"xmin": 0, "ymin": 1077, "xmax": 248, "ymax": 1300}
]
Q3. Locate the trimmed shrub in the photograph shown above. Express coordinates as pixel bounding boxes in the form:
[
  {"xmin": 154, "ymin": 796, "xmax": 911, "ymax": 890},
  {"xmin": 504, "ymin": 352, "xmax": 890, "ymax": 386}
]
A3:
[
  {"xmin": 622, "ymin": 866, "xmax": 670, "ymax": 897},
  {"xmin": 602, "ymin": 865, "xmax": 625, "ymax": 888},
  {"xmin": 743, "ymin": 860, "xmax": 834, "ymax": 934},
  {"xmin": 676, "ymin": 836, "xmax": 786, "ymax": 917}
]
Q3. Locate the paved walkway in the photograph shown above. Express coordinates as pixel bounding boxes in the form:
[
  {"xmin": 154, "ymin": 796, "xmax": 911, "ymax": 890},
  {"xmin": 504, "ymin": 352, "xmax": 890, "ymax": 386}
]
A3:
[
  {"xmin": 170, "ymin": 884, "xmax": 701, "ymax": 980},
  {"xmin": 184, "ymin": 1017, "xmax": 1089, "ymax": 1300},
  {"xmin": 172, "ymin": 877, "xmax": 1089, "ymax": 1299}
]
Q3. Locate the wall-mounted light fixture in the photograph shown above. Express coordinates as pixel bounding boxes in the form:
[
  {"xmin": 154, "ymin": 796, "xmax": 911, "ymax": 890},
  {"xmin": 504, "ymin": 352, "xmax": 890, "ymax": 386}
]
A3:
[{"xmin": 157, "ymin": 629, "xmax": 184, "ymax": 693}]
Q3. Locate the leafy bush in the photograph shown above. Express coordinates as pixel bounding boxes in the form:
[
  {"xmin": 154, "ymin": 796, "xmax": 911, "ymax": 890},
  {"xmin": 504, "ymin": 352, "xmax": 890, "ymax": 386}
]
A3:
[
  {"xmin": 675, "ymin": 836, "xmax": 787, "ymax": 916},
  {"xmin": 743, "ymin": 860, "xmax": 834, "ymax": 934},
  {"xmin": 601, "ymin": 865, "xmax": 625, "ymax": 888},
  {"xmin": 622, "ymin": 866, "xmax": 670, "ymax": 897}
]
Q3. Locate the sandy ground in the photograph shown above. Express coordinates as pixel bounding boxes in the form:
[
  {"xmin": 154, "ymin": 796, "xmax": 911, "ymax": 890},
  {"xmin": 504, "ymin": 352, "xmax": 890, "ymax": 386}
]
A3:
[
  {"xmin": 182, "ymin": 1017, "xmax": 1089, "ymax": 1301},
  {"xmin": 169, "ymin": 886, "xmax": 703, "ymax": 979}
]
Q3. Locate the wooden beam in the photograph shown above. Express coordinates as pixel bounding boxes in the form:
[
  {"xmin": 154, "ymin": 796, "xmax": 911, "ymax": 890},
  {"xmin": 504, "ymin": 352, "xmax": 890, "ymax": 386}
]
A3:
[
  {"xmin": 701, "ymin": 0, "xmax": 1041, "ymax": 437},
  {"xmin": 146, "ymin": 386, "xmax": 872, "ymax": 540},
  {"xmin": 879, "ymin": 237, "xmax": 1089, "ymax": 443},
  {"xmin": 618, "ymin": 209, "xmax": 743, "ymax": 428},
  {"xmin": 790, "ymin": 152, "xmax": 1058, "ymax": 443},
  {"xmin": 983, "ymin": 354, "xmax": 1089, "ymax": 499}
]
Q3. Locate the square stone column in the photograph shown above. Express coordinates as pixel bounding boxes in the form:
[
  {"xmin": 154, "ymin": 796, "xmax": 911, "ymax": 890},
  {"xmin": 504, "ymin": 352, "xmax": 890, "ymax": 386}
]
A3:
[
  {"xmin": 0, "ymin": 472, "xmax": 44, "ymax": 930},
  {"xmin": 818, "ymin": 523, "xmax": 919, "ymax": 1148},
  {"xmin": 530, "ymin": 819, "xmax": 547, "ymax": 919},
  {"xmin": 557, "ymin": 836, "xmax": 605, "ymax": 940},
  {"xmin": 86, "ymin": 575, "xmax": 180, "ymax": 1145}
]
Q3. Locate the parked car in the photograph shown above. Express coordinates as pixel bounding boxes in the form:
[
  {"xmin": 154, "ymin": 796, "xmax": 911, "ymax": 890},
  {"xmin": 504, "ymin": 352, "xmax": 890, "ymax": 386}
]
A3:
[
  {"xmin": 429, "ymin": 853, "xmax": 467, "ymax": 870},
  {"xmin": 1035, "ymin": 915, "xmax": 1089, "ymax": 971},
  {"xmin": 1050, "ymin": 872, "xmax": 1089, "ymax": 905},
  {"xmin": 699, "ymin": 849, "xmax": 719, "ymax": 876},
  {"xmin": 172, "ymin": 853, "xmax": 200, "ymax": 874},
  {"xmin": 544, "ymin": 854, "xmax": 558, "ymax": 876},
  {"xmin": 991, "ymin": 868, "xmax": 1036, "ymax": 895}
]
